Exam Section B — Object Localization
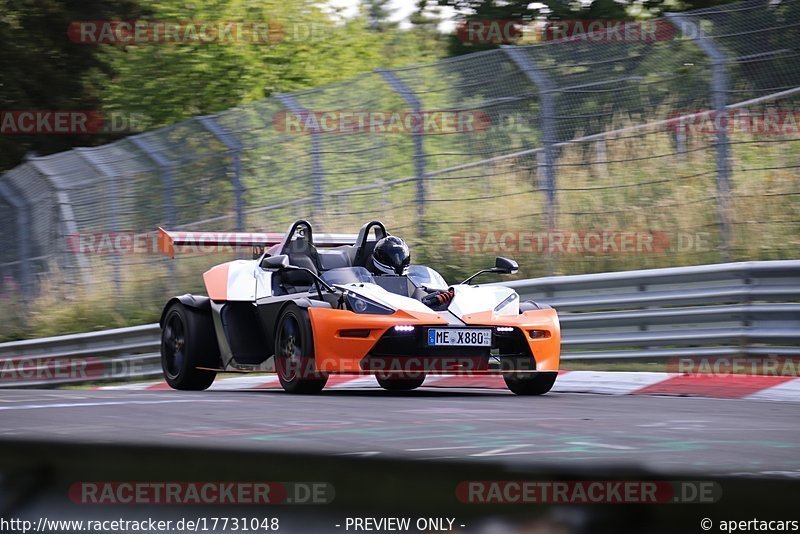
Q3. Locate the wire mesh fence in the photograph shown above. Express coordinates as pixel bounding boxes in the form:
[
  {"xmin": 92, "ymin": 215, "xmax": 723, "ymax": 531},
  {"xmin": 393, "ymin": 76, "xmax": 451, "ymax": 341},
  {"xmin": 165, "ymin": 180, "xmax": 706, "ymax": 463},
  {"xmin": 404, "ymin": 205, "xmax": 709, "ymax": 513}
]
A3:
[{"xmin": 0, "ymin": 0, "xmax": 798, "ymax": 337}]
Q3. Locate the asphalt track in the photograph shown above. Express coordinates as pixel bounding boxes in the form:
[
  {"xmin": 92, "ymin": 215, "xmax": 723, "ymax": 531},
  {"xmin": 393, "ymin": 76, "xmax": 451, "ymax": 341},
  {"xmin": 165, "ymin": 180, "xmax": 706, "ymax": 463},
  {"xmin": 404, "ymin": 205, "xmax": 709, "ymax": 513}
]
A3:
[{"xmin": 0, "ymin": 387, "xmax": 798, "ymax": 478}]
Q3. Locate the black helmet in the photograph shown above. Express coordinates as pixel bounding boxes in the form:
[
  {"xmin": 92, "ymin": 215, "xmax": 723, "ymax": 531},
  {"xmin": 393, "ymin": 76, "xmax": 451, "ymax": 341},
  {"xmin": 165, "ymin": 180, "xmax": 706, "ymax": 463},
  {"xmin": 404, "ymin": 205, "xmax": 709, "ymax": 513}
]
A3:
[{"xmin": 372, "ymin": 236, "xmax": 411, "ymax": 275}]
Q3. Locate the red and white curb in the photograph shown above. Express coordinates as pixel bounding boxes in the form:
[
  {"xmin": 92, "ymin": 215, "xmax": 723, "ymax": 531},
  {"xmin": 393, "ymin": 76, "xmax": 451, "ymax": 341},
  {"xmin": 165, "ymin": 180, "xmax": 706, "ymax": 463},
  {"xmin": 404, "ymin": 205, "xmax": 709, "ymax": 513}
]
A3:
[{"xmin": 100, "ymin": 371, "xmax": 800, "ymax": 402}]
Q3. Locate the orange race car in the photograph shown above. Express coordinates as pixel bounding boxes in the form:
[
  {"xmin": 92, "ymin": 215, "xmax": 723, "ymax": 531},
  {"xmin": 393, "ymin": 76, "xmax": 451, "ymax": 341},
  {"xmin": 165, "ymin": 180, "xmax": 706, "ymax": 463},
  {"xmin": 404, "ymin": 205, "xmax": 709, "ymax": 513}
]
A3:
[{"xmin": 157, "ymin": 220, "xmax": 560, "ymax": 395}]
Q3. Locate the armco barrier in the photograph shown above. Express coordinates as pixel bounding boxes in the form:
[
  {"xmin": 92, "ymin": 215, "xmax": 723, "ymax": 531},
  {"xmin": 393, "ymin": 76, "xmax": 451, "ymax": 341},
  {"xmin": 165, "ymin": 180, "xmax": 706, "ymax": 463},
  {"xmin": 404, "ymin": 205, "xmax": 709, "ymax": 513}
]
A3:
[
  {"xmin": 0, "ymin": 261, "xmax": 798, "ymax": 387},
  {"xmin": 0, "ymin": 324, "xmax": 161, "ymax": 388},
  {"xmin": 504, "ymin": 260, "xmax": 800, "ymax": 361}
]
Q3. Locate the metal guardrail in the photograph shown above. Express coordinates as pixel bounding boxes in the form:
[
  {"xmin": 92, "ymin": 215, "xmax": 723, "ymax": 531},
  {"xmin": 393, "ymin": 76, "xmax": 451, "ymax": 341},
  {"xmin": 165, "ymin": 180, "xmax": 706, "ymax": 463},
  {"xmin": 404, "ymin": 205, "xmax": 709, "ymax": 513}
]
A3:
[
  {"xmin": 0, "ymin": 260, "xmax": 797, "ymax": 387},
  {"xmin": 0, "ymin": 325, "xmax": 161, "ymax": 388},
  {"xmin": 504, "ymin": 260, "xmax": 800, "ymax": 361}
]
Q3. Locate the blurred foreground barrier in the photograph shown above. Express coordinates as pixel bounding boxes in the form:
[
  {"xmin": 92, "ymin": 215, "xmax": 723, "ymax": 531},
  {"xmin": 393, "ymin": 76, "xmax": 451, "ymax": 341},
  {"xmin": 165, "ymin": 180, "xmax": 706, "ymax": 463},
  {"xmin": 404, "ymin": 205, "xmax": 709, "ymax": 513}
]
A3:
[{"xmin": 0, "ymin": 260, "xmax": 798, "ymax": 387}]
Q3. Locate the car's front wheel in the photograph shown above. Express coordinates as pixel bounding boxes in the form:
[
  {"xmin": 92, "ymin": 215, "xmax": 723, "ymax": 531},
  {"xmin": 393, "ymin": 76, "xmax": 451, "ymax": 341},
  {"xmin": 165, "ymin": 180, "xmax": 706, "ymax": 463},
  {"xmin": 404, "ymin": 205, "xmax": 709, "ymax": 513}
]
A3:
[
  {"xmin": 503, "ymin": 371, "xmax": 557, "ymax": 395},
  {"xmin": 275, "ymin": 304, "xmax": 328, "ymax": 394},
  {"xmin": 376, "ymin": 374, "xmax": 426, "ymax": 391},
  {"xmin": 161, "ymin": 302, "xmax": 219, "ymax": 390}
]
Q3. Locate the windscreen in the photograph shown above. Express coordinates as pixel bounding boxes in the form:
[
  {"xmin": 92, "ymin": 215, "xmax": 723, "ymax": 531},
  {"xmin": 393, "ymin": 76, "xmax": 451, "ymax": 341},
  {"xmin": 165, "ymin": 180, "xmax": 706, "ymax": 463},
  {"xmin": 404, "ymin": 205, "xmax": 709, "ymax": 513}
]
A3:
[
  {"xmin": 407, "ymin": 265, "xmax": 449, "ymax": 290},
  {"xmin": 321, "ymin": 266, "xmax": 374, "ymax": 286}
]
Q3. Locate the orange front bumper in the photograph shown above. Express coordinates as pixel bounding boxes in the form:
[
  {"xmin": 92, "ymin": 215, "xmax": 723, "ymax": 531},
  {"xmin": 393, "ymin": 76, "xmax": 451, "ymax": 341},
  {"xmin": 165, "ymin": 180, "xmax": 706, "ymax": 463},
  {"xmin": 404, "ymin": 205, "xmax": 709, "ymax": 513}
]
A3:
[
  {"xmin": 307, "ymin": 307, "xmax": 561, "ymax": 374},
  {"xmin": 461, "ymin": 308, "xmax": 561, "ymax": 372}
]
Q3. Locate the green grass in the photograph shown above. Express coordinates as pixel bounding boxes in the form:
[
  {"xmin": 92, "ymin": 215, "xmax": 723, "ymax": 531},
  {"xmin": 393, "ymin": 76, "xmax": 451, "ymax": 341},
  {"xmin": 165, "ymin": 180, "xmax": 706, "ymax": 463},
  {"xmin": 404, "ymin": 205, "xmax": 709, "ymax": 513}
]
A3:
[{"xmin": 561, "ymin": 361, "xmax": 668, "ymax": 372}]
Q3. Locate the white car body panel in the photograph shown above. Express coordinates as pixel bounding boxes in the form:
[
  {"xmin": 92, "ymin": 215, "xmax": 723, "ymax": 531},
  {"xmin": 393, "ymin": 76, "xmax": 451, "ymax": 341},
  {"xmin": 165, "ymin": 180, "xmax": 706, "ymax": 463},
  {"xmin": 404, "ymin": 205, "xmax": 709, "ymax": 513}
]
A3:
[
  {"xmin": 254, "ymin": 265, "xmax": 273, "ymax": 300},
  {"xmin": 448, "ymin": 284, "xmax": 519, "ymax": 318},
  {"xmin": 225, "ymin": 260, "xmax": 258, "ymax": 301}
]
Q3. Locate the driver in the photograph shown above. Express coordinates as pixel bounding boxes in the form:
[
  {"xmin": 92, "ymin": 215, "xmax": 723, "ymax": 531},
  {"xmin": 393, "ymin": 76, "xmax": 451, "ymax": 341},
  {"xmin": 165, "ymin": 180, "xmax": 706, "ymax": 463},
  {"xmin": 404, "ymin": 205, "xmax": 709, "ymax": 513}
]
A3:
[
  {"xmin": 368, "ymin": 236, "xmax": 454, "ymax": 309},
  {"xmin": 369, "ymin": 235, "xmax": 411, "ymax": 276}
]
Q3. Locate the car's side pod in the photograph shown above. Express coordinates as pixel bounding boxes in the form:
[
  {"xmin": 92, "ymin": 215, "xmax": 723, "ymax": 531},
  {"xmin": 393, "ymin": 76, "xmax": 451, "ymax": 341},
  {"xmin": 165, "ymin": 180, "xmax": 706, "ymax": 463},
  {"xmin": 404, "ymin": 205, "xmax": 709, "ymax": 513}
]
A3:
[{"xmin": 159, "ymin": 294, "xmax": 212, "ymax": 327}]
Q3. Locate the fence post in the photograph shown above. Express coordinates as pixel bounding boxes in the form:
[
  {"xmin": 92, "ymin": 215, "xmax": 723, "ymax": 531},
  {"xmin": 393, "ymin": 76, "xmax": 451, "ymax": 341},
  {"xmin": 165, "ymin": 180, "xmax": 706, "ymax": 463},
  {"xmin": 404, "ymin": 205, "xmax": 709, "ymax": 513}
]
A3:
[
  {"xmin": 75, "ymin": 148, "xmax": 122, "ymax": 294},
  {"xmin": 197, "ymin": 116, "xmax": 246, "ymax": 231},
  {"xmin": 129, "ymin": 136, "xmax": 176, "ymax": 230},
  {"xmin": 23, "ymin": 159, "xmax": 93, "ymax": 289},
  {"xmin": 0, "ymin": 179, "xmax": 33, "ymax": 297},
  {"xmin": 375, "ymin": 68, "xmax": 427, "ymax": 241},
  {"xmin": 54, "ymin": 189, "xmax": 93, "ymax": 288},
  {"xmin": 274, "ymin": 94, "xmax": 324, "ymax": 213},
  {"xmin": 666, "ymin": 13, "xmax": 732, "ymax": 261},
  {"xmin": 129, "ymin": 135, "xmax": 177, "ymax": 282},
  {"xmin": 503, "ymin": 46, "xmax": 558, "ymax": 274}
]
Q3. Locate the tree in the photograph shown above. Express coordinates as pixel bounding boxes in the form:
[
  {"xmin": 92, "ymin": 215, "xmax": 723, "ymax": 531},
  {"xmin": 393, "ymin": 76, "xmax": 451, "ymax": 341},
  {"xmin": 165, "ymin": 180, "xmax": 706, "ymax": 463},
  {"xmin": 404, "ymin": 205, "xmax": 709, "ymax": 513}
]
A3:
[
  {"xmin": 410, "ymin": 0, "xmax": 443, "ymax": 32},
  {"xmin": 0, "ymin": 0, "xmax": 144, "ymax": 171},
  {"xmin": 437, "ymin": 0, "xmax": 540, "ymax": 55},
  {"xmin": 437, "ymin": 0, "xmax": 741, "ymax": 56},
  {"xmin": 0, "ymin": 0, "xmax": 449, "ymax": 172},
  {"xmin": 84, "ymin": 0, "xmax": 446, "ymax": 132},
  {"xmin": 363, "ymin": 0, "xmax": 398, "ymax": 32}
]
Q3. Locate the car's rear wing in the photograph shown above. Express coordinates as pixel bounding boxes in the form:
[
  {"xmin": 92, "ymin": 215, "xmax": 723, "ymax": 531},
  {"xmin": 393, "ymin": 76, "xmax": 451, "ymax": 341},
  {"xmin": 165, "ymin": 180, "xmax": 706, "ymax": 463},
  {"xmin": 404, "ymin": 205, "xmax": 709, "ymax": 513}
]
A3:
[{"xmin": 157, "ymin": 227, "xmax": 359, "ymax": 258}]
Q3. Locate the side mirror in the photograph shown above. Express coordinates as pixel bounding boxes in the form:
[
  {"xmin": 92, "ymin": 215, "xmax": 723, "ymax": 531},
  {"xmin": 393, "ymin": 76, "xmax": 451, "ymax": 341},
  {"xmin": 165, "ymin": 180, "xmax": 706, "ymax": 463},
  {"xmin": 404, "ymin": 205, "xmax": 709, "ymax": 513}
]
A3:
[
  {"xmin": 494, "ymin": 257, "xmax": 519, "ymax": 274},
  {"xmin": 460, "ymin": 257, "xmax": 519, "ymax": 285},
  {"xmin": 261, "ymin": 254, "xmax": 290, "ymax": 270}
]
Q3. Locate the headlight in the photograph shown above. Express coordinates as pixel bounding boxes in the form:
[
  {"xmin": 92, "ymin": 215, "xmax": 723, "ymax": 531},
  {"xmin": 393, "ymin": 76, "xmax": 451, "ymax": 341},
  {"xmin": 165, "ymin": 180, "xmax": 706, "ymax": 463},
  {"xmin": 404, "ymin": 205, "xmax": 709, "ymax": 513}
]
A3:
[
  {"xmin": 494, "ymin": 292, "xmax": 518, "ymax": 312},
  {"xmin": 346, "ymin": 292, "xmax": 394, "ymax": 315}
]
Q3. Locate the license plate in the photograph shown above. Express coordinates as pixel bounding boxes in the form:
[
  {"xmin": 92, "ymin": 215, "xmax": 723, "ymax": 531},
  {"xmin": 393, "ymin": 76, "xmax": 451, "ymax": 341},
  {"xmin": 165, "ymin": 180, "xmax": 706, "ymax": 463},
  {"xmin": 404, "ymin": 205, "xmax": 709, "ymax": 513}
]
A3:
[{"xmin": 427, "ymin": 328, "xmax": 492, "ymax": 347}]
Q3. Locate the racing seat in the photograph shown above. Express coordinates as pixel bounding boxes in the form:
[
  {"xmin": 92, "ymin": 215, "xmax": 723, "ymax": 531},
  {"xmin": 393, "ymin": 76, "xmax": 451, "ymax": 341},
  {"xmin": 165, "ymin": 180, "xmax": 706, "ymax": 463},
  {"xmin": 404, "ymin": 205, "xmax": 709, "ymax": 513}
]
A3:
[
  {"xmin": 352, "ymin": 220, "xmax": 388, "ymax": 268},
  {"xmin": 317, "ymin": 247, "xmax": 353, "ymax": 271},
  {"xmin": 353, "ymin": 240, "xmax": 377, "ymax": 268},
  {"xmin": 281, "ymin": 238, "xmax": 320, "ymax": 292}
]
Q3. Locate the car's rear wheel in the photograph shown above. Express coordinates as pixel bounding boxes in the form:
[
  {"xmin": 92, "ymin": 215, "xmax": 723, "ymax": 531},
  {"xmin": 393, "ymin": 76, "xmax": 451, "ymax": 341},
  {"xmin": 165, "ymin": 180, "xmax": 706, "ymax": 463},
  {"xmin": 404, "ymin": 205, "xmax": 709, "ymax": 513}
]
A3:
[
  {"xmin": 503, "ymin": 372, "xmax": 557, "ymax": 395},
  {"xmin": 275, "ymin": 304, "xmax": 328, "ymax": 394},
  {"xmin": 161, "ymin": 302, "xmax": 219, "ymax": 390},
  {"xmin": 376, "ymin": 374, "xmax": 426, "ymax": 391}
]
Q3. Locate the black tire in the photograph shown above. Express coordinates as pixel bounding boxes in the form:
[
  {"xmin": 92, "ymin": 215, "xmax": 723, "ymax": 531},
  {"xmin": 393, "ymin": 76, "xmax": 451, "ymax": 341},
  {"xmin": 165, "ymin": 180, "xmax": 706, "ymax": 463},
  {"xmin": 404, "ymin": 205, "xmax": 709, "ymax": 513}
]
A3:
[
  {"xmin": 503, "ymin": 372, "xmax": 557, "ymax": 395},
  {"xmin": 376, "ymin": 374, "xmax": 426, "ymax": 391},
  {"xmin": 161, "ymin": 302, "xmax": 219, "ymax": 390},
  {"xmin": 275, "ymin": 304, "xmax": 328, "ymax": 394}
]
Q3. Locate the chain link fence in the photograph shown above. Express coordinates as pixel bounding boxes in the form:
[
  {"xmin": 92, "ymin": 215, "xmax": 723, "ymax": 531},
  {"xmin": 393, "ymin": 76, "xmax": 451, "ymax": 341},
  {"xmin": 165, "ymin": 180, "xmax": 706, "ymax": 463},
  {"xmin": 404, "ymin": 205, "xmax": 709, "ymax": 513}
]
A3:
[{"xmin": 1, "ymin": 0, "xmax": 798, "ymax": 337}]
